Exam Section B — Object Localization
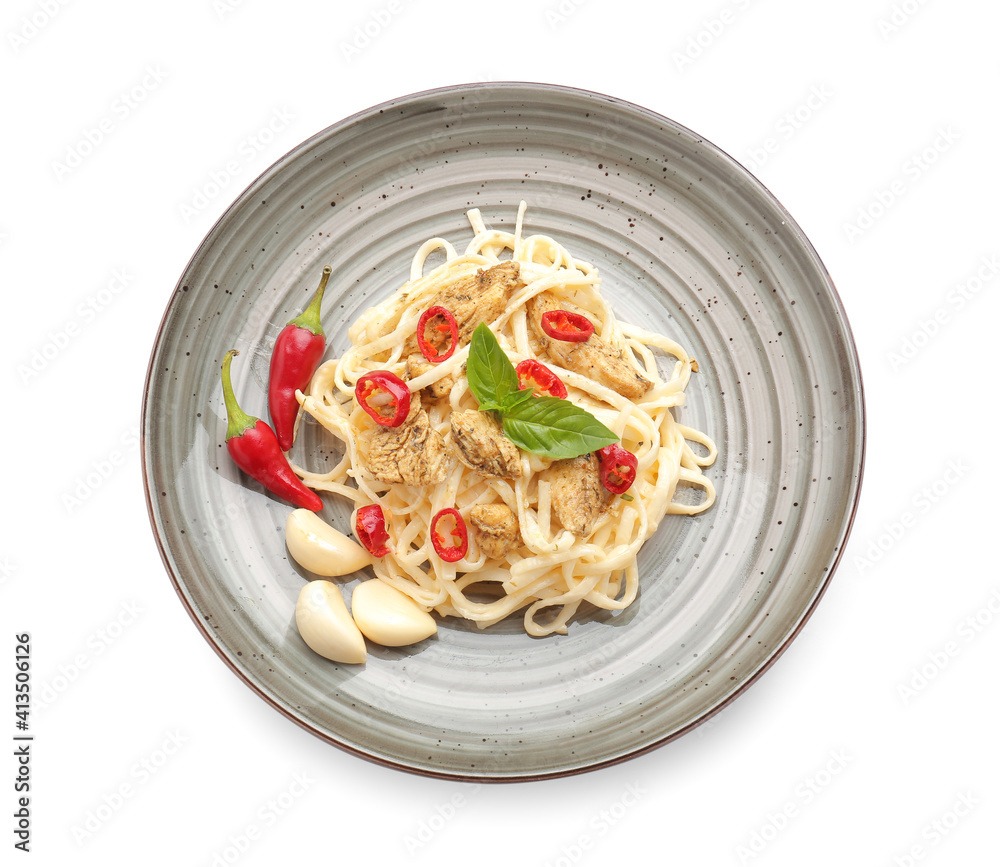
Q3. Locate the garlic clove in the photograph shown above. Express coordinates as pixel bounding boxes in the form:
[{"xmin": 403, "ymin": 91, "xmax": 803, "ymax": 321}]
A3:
[
  {"xmin": 286, "ymin": 509, "xmax": 372, "ymax": 577},
  {"xmin": 295, "ymin": 580, "xmax": 367, "ymax": 664},
  {"xmin": 351, "ymin": 579, "xmax": 437, "ymax": 647}
]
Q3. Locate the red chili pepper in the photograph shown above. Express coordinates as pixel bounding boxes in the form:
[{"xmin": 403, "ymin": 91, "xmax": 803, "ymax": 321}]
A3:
[
  {"xmin": 220, "ymin": 350, "xmax": 323, "ymax": 511},
  {"xmin": 355, "ymin": 504, "xmax": 391, "ymax": 557},
  {"xmin": 540, "ymin": 309, "xmax": 594, "ymax": 343},
  {"xmin": 355, "ymin": 371, "xmax": 411, "ymax": 427},
  {"xmin": 515, "ymin": 359, "xmax": 568, "ymax": 399},
  {"xmin": 268, "ymin": 266, "xmax": 331, "ymax": 452},
  {"xmin": 597, "ymin": 443, "xmax": 638, "ymax": 495},
  {"xmin": 430, "ymin": 508, "xmax": 468, "ymax": 563},
  {"xmin": 416, "ymin": 305, "xmax": 459, "ymax": 363}
]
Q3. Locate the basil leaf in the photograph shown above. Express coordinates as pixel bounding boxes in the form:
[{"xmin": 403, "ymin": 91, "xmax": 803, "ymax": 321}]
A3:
[
  {"xmin": 466, "ymin": 321, "xmax": 618, "ymax": 459},
  {"xmin": 467, "ymin": 323, "xmax": 518, "ymax": 408},
  {"xmin": 501, "ymin": 395, "xmax": 618, "ymax": 460},
  {"xmin": 498, "ymin": 388, "xmax": 537, "ymax": 412}
]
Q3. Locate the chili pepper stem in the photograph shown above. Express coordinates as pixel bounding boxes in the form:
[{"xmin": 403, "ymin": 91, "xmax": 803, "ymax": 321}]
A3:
[
  {"xmin": 221, "ymin": 350, "xmax": 258, "ymax": 441},
  {"xmin": 288, "ymin": 266, "xmax": 331, "ymax": 336}
]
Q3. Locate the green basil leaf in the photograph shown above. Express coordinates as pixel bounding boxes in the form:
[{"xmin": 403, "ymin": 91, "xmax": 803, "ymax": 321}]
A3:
[
  {"xmin": 474, "ymin": 400, "xmax": 506, "ymax": 414},
  {"xmin": 501, "ymin": 395, "xmax": 618, "ymax": 460},
  {"xmin": 466, "ymin": 322, "xmax": 618, "ymax": 459},
  {"xmin": 467, "ymin": 323, "xmax": 518, "ymax": 408},
  {"xmin": 498, "ymin": 388, "xmax": 537, "ymax": 412}
]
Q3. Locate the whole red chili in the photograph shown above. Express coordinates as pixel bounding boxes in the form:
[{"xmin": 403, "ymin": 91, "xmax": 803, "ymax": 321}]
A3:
[
  {"xmin": 430, "ymin": 508, "xmax": 468, "ymax": 562},
  {"xmin": 417, "ymin": 305, "xmax": 459, "ymax": 363},
  {"xmin": 355, "ymin": 504, "xmax": 391, "ymax": 557},
  {"xmin": 220, "ymin": 350, "xmax": 323, "ymax": 511},
  {"xmin": 355, "ymin": 370, "xmax": 411, "ymax": 427},
  {"xmin": 515, "ymin": 359, "xmax": 568, "ymax": 399},
  {"xmin": 268, "ymin": 266, "xmax": 331, "ymax": 452},
  {"xmin": 540, "ymin": 309, "xmax": 594, "ymax": 343},
  {"xmin": 597, "ymin": 443, "xmax": 638, "ymax": 495}
]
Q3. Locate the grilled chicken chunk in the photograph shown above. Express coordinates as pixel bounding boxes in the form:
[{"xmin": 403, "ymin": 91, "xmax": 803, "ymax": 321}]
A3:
[
  {"xmin": 469, "ymin": 503, "xmax": 520, "ymax": 559},
  {"xmin": 406, "ymin": 353, "xmax": 455, "ymax": 400},
  {"xmin": 365, "ymin": 401, "xmax": 449, "ymax": 486},
  {"xmin": 526, "ymin": 291, "xmax": 653, "ymax": 399},
  {"xmin": 543, "ymin": 452, "xmax": 609, "ymax": 536},
  {"xmin": 436, "ymin": 261, "xmax": 524, "ymax": 343},
  {"xmin": 405, "ymin": 261, "xmax": 524, "ymax": 355},
  {"xmin": 449, "ymin": 410, "xmax": 522, "ymax": 480}
]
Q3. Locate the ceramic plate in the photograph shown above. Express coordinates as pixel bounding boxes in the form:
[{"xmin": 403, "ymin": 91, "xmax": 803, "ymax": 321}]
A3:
[{"xmin": 142, "ymin": 82, "xmax": 864, "ymax": 781}]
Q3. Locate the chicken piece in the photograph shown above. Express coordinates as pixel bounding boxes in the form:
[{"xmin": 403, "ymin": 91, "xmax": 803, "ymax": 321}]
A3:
[
  {"xmin": 526, "ymin": 291, "xmax": 653, "ymax": 399},
  {"xmin": 406, "ymin": 353, "xmax": 455, "ymax": 400},
  {"xmin": 436, "ymin": 261, "xmax": 524, "ymax": 343},
  {"xmin": 449, "ymin": 410, "xmax": 522, "ymax": 480},
  {"xmin": 543, "ymin": 452, "xmax": 609, "ymax": 536},
  {"xmin": 405, "ymin": 261, "xmax": 524, "ymax": 354},
  {"xmin": 365, "ymin": 401, "xmax": 449, "ymax": 486},
  {"xmin": 469, "ymin": 503, "xmax": 520, "ymax": 559}
]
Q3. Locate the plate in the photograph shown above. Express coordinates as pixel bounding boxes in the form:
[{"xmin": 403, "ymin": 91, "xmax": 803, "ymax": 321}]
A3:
[{"xmin": 141, "ymin": 82, "xmax": 864, "ymax": 781}]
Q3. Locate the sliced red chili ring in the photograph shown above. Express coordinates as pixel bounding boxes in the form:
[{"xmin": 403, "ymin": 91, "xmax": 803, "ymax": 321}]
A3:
[
  {"xmin": 430, "ymin": 507, "xmax": 469, "ymax": 563},
  {"xmin": 355, "ymin": 504, "xmax": 391, "ymax": 557},
  {"xmin": 540, "ymin": 309, "xmax": 594, "ymax": 343},
  {"xmin": 515, "ymin": 359, "xmax": 568, "ymax": 399},
  {"xmin": 597, "ymin": 443, "xmax": 638, "ymax": 495},
  {"xmin": 355, "ymin": 370, "xmax": 411, "ymax": 427},
  {"xmin": 417, "ymin": 305, "xmax": 459, "ymax": 363}
]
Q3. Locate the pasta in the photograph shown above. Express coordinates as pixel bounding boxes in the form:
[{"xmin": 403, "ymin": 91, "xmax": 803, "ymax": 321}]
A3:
[{"xmin": 291, "ymin": 203, "xmax": 716, "ymax": 637}]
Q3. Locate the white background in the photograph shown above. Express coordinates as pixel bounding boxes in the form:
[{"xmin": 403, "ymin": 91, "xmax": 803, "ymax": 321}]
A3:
[{"xmin": 2, "ymin": 0, "xmax": 998, "ymax": 864}]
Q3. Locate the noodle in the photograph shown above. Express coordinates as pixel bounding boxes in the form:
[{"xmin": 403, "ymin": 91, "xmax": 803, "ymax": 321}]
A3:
[{"xmin": 291, "ymin": 203, "xmax": 716, "ymax": 636}]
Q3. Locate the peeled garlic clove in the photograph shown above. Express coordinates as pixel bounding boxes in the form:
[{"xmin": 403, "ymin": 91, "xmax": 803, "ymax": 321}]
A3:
[
  {"xmin": 286, "ymin": 509, "xmax": 372, "ymax": 577},
  {"xmin": 351, "ymin": 579, "xmax": 437, "ymax": 647},
  {"xmin": 295, "ymin": 580, "xmax": 367, "ymax": 664}
]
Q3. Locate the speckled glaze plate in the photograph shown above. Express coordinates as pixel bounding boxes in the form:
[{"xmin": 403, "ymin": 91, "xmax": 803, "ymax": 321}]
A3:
[{"xmin": 142, "ymin": 82, "xmax": 864, "ymax": 781}]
